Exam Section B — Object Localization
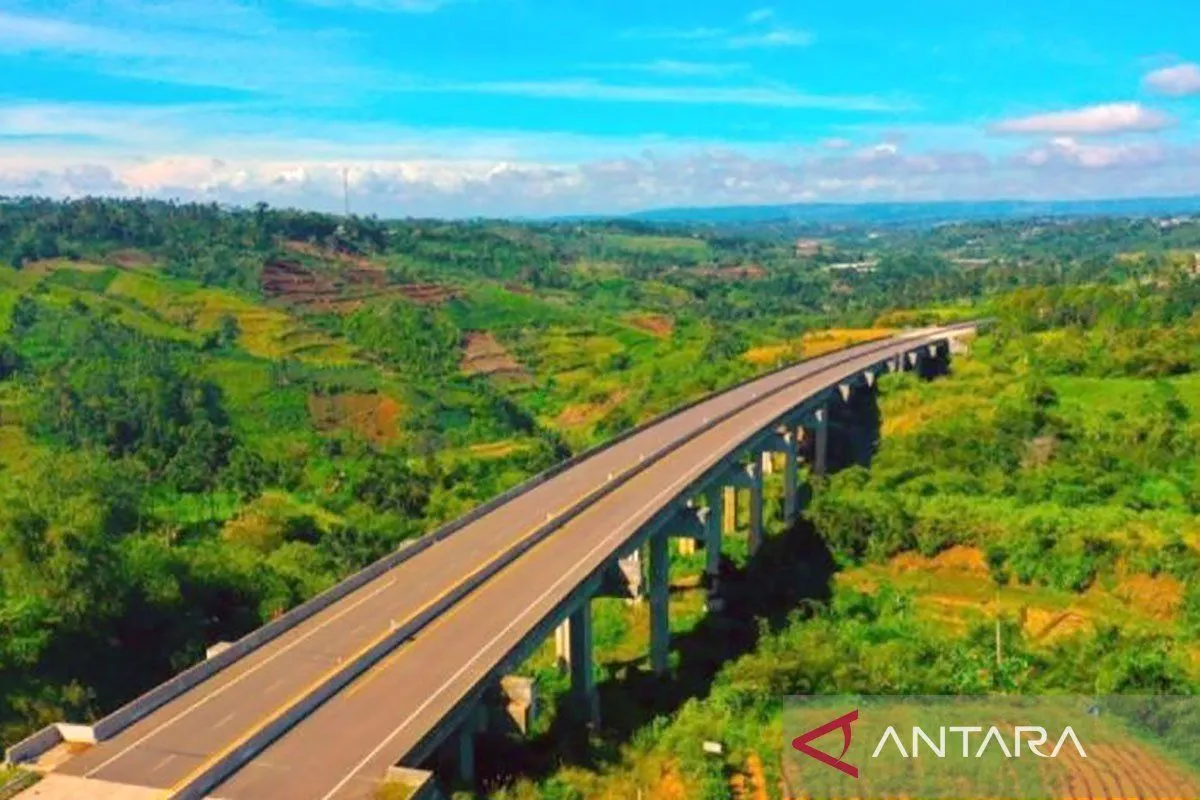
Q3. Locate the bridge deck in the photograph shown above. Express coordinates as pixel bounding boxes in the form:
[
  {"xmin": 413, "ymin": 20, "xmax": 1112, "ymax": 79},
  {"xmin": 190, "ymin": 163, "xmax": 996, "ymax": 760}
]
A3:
[
  {"xmin": 213, "ymin": 328, "xmax": 959, "ymax": 800},
  {"xmin": 52, "ymin": 327, "xmax": 965, "ymax": 799}
]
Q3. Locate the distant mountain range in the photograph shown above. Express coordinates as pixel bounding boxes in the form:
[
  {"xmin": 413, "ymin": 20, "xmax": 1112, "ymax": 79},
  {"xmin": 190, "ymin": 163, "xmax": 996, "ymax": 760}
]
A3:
[{"xmin": 627, "ymin": 196, "xmax": 1200, "ymax": 227}]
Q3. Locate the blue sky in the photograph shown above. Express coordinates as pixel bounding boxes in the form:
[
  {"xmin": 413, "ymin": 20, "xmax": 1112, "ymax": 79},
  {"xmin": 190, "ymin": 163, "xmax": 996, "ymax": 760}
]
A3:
[{"xmin": 2, "ymin": 0, "xmax": 1200, "ymax": 216}]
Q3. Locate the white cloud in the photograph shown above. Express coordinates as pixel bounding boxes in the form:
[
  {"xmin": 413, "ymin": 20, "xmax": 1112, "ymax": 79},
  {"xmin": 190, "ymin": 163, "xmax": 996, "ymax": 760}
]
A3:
[
  {"xmin": 584, "ymin": 60, "xmax": 749, "ymax": 77},
  {"xmin": 1144, "ymin": 63, "xmax": 1200, "ymax": 97},
  {"xmin": 1012, "ymin": 137, "xmax": 1166, "ymax": 169},
  {"xmin": 9, "ymin": 131, "xmax": 1198, "ymax": 218},
  {"xmin": 621, "ymin": 22, "xmax": 811, "ymax": 50},
  {"xmin": 0, "ymin": 10, "xmax": 137, "ymax": 55},
  {"xmin": 820, "ymin": 138, "xmax": 854, "ymax": 150},
  {"xmin": 400, "ymin": 78, "xmax": 905, "ymax": 111},
  {"xmin": 621, "ymin": 27, "xmax": 726, "ymax": 41},
  {"xmin": 727, "ymin": 28, "xmax": 813, "ymax": 49},
  {"xmin": 0, "ymin": 7, "xmax": 376, "ymax": 100},
  {"xmin": 747, "ymin": 8, "xmax": 775, "ymax": 23},
  {"xmin": 991, "ymin": 103, "xmax": 1174, "ymax": 136},
  {"xmin": 293, "ymin": 0, "xmax": 454, "ymax": 12}
]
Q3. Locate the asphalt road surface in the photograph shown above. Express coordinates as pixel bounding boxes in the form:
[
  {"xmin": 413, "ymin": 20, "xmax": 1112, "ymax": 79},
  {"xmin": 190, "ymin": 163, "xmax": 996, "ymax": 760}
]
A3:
[{"xmin": 57, "ymin": 326, "xmax": 967, "ymax": 798}]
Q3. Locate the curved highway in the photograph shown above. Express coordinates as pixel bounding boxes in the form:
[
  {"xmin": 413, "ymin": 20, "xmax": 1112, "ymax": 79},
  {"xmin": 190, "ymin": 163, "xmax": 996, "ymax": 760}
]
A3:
[{"xmin": 47, "ymin": 323, "xmax": 974, "ymax": 799}]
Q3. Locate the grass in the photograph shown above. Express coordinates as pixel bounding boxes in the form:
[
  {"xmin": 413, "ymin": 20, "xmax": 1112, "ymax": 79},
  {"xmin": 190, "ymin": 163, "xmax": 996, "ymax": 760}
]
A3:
[
  {"xmin": 0, "ymin": 767, "xmax": 39, "ymax": 800},
  {"xmin": 839, "ymin": 549, "xmax": 1181, "ymax": 641},
  {"xmin": 46, "ymin": 283, "xmax": 201, "ymax": 343},
  {"xmin": 744, "ymin": 327, "xmax": 894, "ymax": 367},
  {"xmin": 200, "ymin": 357, "xmax": 317, "ymax": 451},
  {"xmin": 0, "ymin": 422, "xmax": 47, "ymax": 476},
  {"xmin": 598, "ymin": 233, "xmax": 711, "ymax": 258},
  {"xmin": 447, "ymin": 284, "xmax": 583, "ymax": 332},
  {"xmin": 106, "ymin": 272, "xmax": 358, "ymax": 365}
]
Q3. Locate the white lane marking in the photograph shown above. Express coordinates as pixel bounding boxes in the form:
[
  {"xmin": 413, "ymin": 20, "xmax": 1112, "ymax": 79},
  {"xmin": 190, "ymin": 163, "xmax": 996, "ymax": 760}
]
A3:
[
  {"xmin": 83, "ymin": 577, "xmax": 399, "ymax": 777},
  {"xmin": 312, "ymin": 335, "xmax": 950, "ymax": 800},
  {"xmin": 150, "ymin": 754, "xmax": 176, "ymax": 774},
  {"xmin": 213, "ymin": 713, "xmax": 237, "ymax": 729}
]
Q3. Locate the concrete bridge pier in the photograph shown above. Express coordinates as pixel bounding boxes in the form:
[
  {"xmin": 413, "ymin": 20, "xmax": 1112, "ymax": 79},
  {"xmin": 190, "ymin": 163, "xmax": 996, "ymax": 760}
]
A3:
[
  {"xmin": 648, "ymin": 530, "xmax": 670, "ymax": 675},
  {"xmin": 723, "ymin": 461, "xmax": 764, "ymax": 554},
  {"xmin": 567, "ymin": 601, "xmax": 599, "ymax": 726},
  {"xmin": 799, "ymin": 407, "xmax": 829, "ymax": 478},
  {"xmin": 748, "ymin": 463, "xmax": 763, "ymax": 553},
  {"xmin": 704, "ymin": 485, "xmax": 725, "ymax": 610},
  {"xmin": 596, "ymin": 549, "xmax": 643, "ymax": 601},
  {"xmin": 553, "ymin": 618, "xmax": 569, "ymax": 671},
  {"xmin": 450, "ymin": 705, "xmax": 486, "ymax": 786},
  {"xmin": 495, "ymin": 675, "xmax": 537, "ymax": 735},
  {"xmin": 722, "ymin": 485, "xmax": 736, "ymax": 535},
  {"xmin": 456, "ymin": 720, "xmax": 474, "ymax": 786},
  {"xmin": 759, "ymin": 429, "xmax": 799, "ymax": 523},
  {"xmin": 673, "ymin": 501, "xmax": 706, "ymax": 556}
]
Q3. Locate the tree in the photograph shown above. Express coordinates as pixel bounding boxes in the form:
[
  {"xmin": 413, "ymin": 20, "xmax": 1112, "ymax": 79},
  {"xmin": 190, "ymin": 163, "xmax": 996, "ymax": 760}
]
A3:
[
  {"xmin": 9, "ymin": 296, "xmax": 38, "ymax": 336},
  {"xmin": 0, "ymin": 341, "xmax": 21, "ymax": 380},
  {"xmin": 352, "ymin": 450, "xmax": 433, "ymax": 516},
  {"xmin": 217, "ymin": 314, "xmax": 241, "ymax": 349}
]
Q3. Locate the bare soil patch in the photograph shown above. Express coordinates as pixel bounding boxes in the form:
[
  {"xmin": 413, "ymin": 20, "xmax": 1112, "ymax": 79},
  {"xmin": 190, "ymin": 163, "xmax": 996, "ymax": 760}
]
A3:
[
  {"xmin": 460, "ymin": 332, "xmax": 526, "ymax": 378},
  {"xmin": 556, "ymin": 389, "xmax": 629, "ymax": 429},
  {"xmin": 626, "ymin": 313, "xmax": 674, "ymax": 338},
  {"xmin": 692, "ymin": 264, "xmax": 766, "ymax": 280},
  {"xmin": 22, "ymin": 258, "xmax": 108, "ymax": 275},
  {"xmin": 283, "ymin": 240, "xmax": 376, "ymax": 270},
  {"xmin": 891, "ymin": 546, "xmax": 988, "ymax": 575},
  {"xmin": 262, "ymin": 258, "xmax": 456, "ymax": 314},
  {"xmin": 307, "ymin": 392, "xmax": 402, "ymax": 442},
  {"xmin": 1054, "ymin": 743, "xmax": 1199, "ymax": 800},
  {"xmin": 1112, "ymin": 573, "xmax": 1183, "ymax": 620},
  {"xmin": 1024, "ymin": 607, "xmax": 1091, "ymax": 642},
  {"xmin": 106, "ymin": 248, "xmax": 156, "ymax": 268},
  {"xmin": 399, "ymin": 283, "xmax": 458, "ymax": 305}
]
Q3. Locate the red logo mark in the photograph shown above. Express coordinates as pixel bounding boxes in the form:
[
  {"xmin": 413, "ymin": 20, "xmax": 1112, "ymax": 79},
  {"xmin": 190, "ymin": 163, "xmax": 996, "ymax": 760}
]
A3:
[{"xmin": 791, "ymin": 709, "xmax": 859, "ymax": 779}]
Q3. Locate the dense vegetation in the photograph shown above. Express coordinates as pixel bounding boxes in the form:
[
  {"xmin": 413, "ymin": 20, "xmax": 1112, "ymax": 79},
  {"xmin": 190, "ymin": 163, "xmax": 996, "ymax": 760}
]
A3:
[
  {"xmin": 490, "ymin": 279, "xmax": 1200, "ymax": 800},
  {"xmin": 1, "ymin": 197, "xmax": 1198, "ymax": 799}
]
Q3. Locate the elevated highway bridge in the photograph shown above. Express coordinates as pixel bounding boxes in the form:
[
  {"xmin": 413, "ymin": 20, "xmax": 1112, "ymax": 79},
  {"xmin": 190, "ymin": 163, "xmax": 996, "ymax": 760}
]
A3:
[{"xmin": 8, "ymin": 322, "xmax": 977, "ymax": 800}]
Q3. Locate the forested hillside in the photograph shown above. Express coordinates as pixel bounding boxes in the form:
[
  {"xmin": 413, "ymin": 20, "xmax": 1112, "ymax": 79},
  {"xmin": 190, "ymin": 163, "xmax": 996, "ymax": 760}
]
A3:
[
  {"xmin": 490, "ymin": 280, "xmax": 1200, "ymax": 800},
  {"xmin": 1, "ymin": 197, "xmax": 1198, "ymax": 785}
]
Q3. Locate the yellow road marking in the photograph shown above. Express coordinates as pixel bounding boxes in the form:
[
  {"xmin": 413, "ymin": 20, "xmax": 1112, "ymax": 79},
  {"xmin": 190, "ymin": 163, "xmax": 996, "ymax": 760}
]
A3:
[
  {"xmin": 162, "ymin": 478, "xmax": 635, "ymax": 798},
  {"xmin": 85, "ymin": 576, "xmax": 399, "ymax": 778},
  {"xmin": 162, "ymin": 330, "xmax": 951, "ymax": 798},
  {"xmin": 342, "ymin": 643, "xmax": 411, "ymax": 700}
]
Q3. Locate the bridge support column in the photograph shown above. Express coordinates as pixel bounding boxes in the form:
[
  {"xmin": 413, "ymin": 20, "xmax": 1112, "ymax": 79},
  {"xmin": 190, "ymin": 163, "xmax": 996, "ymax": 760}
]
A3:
[
  {"xmin": 812, "ymin": 407, "xmax": 828, "ymax": 478},
  {"xmin": 783, "ymin": 432, "xmax": 799, "ymax": 522},
  {"xmin": 568, "ymin": 601, "xmax": 599, "ymax": 726},
  {"xmin": 747, "ymin": 462, "xmax": 763, "ymax": 554},
  {"xmin": 649, "ymin": 531, "xmax": 670, "ymax": 675},
  {"xmin": 704, "ymin": 486, "xmax": 724, "ymax": 611},
  {"xmin": 554, "ymin": 619, "xmax": 570, "ymax": 672},
  {"xmin": 454, "ymin": 706, "xmax": 485, "ymax": 785},
  {"xmin": 762, "ymin": 428, "xmax": 800, "ymax": 524},
  {"xmin": 722, "ymin": 485, "xmax": 736, "ymax": 534},
  {"xmin": 457, "ymin": 722, "xmax": 475, "ymax": 785},
  {"xmin": 616, "ymin": 550, "xmax": 644, "ymax": 600},
  {"xmin": 498, "ymin": 675, "xmax": 537, "ymax": 735},
  {"xmin": 668, "ymin": 502, "xmax": 706, "ymax": 556},
  {"xmin": 725, "ymin": 461, "xmax": 764, "ymax": 554}
]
